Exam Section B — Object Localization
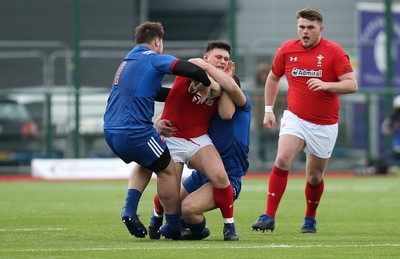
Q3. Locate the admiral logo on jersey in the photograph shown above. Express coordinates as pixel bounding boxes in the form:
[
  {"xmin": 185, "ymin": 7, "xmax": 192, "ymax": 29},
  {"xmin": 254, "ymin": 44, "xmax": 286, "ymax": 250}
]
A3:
[{"xmin": 291, "ymin": 68, "xmax": 322, "ymax": 77}]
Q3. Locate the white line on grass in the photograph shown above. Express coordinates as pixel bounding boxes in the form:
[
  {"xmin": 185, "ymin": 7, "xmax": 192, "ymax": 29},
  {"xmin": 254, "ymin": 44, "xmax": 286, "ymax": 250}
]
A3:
[
  {"xmin": 1, "ymin": 243, "xmax": 399, "ymax": 252},
  {"xmin": 0, "ymin": 228, "xmax": 66, "ymax": 232}
]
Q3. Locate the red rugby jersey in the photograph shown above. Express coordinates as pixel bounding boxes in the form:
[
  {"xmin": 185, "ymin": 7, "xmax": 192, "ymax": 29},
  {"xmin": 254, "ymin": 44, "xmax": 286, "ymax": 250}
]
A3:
[
  {"xmin": 161, "ymin": 76, "xmax": 219, "ymax": 139},
  {"xmin": 272, "ymin": 38, "xmax": 353, "ymax": 125}
]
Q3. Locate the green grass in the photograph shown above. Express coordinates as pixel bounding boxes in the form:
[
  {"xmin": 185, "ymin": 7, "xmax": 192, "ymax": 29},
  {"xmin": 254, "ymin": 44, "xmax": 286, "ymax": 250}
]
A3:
[{"xmin": 0, "ymin": 176, "xmax": 399, "ymax": 258}]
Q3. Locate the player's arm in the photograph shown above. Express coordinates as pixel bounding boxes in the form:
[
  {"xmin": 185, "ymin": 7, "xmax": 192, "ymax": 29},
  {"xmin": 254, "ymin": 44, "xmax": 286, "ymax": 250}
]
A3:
[
  {"xmin": 208, "ymin": 77, "xmax": 222, "ymax": 98},
  {"xmin": 217, "ymin": 74, "xmax": 243, "ymax": 119},
  {"xmin": 333, "ymin": 71, "xmax": 358, "ymax": 93},
  {"xmin": 154, "ymin": 114, "xmax": 177, "ymax": 137},
  {"xmin": 218, "ymin": 90, "xmax": 236, "ymax": 119},
  {"xmin": 190, "ymin": 58, "xmax": 246, "ymax": 107},
  {"xmin": 264, "ymin": 71, "xmax": 281, "ymax": 129},
  {"xmin": 171, "ymin": 60, "xmax": 211, "ymax": 86},
  {"xmin": 307, "ymin": 71, "xmax": 358, "ymax": 94},
  {"xmin": 190, "ymin": 76, "xmax": 222, "ymax": 99},
  {"xmin": 155, "ymin": 86, "xmax": 171, "ymax": 102},
  {"xmin": 265, "ymin": 71, "xmax": 280, "ymax": 108},
  {"xmin": 171, "ymin": 60, "xmax": 211, "ymax": 104}
]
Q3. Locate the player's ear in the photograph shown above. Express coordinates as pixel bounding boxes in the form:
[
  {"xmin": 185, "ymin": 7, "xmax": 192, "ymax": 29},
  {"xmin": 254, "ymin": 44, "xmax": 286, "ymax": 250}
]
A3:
[
  {"xmin": 203, "ymin": 53, "xmax": 209, "ymax": 62},
  {"xmin": 154, "ymin": 37, "xmax": 160, "ymax": 47}
]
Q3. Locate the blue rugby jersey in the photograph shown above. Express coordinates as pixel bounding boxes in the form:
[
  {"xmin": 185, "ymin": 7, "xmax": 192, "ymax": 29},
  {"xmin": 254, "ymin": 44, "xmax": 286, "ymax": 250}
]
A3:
[
  {"xmin": 104, "ymin": 45, "xmax": 178, "ymax": 131},
  {"xmin": 209, "ymin": 93, "xmax": 252, "ymax": 177}
]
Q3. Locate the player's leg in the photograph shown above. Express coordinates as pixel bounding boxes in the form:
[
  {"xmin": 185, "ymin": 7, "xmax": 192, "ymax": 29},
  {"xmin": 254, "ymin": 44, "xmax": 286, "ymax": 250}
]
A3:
[
  {"xmin": 269, "ymin": 134, "xmax": 304, "ymax": 216},
  {"xmin": 122, "ymin": 164, "xmax": 152, "ymax": 238},
  {"xmin": 113, "ymin": 130, "xmax": 181, "ymax": 239},
  {"xmin": 181, "ymin": 176, "xmax": 215, "ymax": 224},
  {"xmin": 301, "ymin": 154, "xmax": 328, "ymax": 233},
  {"xmin": 104, "ymin": 130, "xmax": 155, "ymax": 238},
  {"xmin": 154, "ymin": 157, "xmax": 182, "ymax": 240},
  {"xmin": 252, "ymin": 134, "xmax": 304, "ymax": 232},
  {"xmin": 124, "ymin": 164, "xmax": 152, "ymax": 217},
  {"xmin": 301, "ymin": 122, "xmax": 337, "ymax": 233},
  {"xmin": 189, "ymin": 145, "xmax": 232, "ymax": 217},
  {"xmin": 189, "ymin": 145, "xmax": 229, "ymax": 188},
  {"xmin": 148, "ymin": 162, "xmax": 184, "ymax": 239},
  {"xmin": 189, "ymin": 145, "xmax": 238, "ymax": 241},
  {"xmin": 180, "ymin": 182, "xmax": 214, "ymax": 240}
]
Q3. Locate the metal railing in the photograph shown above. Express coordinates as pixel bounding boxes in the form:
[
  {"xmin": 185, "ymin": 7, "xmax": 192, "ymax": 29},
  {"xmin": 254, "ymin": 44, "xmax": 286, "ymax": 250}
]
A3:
[{"xmin": 0, "ymin": 40, "xmax": 399, "ymax": 173}]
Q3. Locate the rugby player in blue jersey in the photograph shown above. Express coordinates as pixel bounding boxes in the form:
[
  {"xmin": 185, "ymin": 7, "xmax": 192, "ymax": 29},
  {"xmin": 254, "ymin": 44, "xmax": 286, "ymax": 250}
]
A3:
[{"xmin": 103, "ymin": 21, "xmax": 212, "ymax": 240}]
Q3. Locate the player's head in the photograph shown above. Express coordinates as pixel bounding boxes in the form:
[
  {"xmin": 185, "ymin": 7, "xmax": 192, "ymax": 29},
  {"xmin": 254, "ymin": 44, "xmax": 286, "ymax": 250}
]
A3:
[
  {"xmin": 135, "ymin": 21, "xmax": 164, "ymax": 53},
  {"xmin": 203, "ymin": 41, "xmax": 232, "ymax": 71},
  {"xmin": 296, "ymin": 7, "xmax": 324, "ymax": 49}
]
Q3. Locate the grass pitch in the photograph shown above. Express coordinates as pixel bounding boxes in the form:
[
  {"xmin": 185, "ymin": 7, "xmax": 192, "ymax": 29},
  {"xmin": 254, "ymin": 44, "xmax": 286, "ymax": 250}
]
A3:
[{"xmin": 0, "ymin": 175, "xmax": 399, "ymax": 258}]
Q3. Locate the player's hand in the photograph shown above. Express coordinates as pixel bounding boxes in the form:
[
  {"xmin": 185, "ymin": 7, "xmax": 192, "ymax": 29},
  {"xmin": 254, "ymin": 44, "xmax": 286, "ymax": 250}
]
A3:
[
  {"xmin": 155, "ymin": 119, "xmax": 177, "ymax": 137},
  {"xmin": 192, "ymin": 84, "xmax": 210, "ymax": 104},
  {"xmin": 188, "ymin": 81, "xmax": 200, "ymax": 94},
  {"xmin": 263, "ymin": 112, "xmax": 277, "ymax": 129},
  {"xmin": 225, "ymin": 60, "xmax": 235, "ymax": 77},
  {"xmin": 307, "ymin": 78, "xmax": 327, "ymax": 91},
  {"xmin": 188, "ymin": 82, "xmax": 210, "ymax": 104}
]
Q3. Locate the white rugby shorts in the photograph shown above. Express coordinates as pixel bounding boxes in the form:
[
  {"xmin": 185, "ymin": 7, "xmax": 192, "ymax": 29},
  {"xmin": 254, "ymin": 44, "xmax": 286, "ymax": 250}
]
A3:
[
  {"xmin": 279, "ymin": 110, "xmax": 338, "ymax": 158},
  {"xmin": 165, "ymin": 134, "xmax": 214, "ymax": 167}
]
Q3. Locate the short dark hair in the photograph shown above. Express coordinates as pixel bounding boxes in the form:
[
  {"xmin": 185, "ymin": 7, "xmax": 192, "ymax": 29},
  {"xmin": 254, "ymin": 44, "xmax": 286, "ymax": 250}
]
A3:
[
  {"xmin": 205, "ymin": 41, "xmax": 232, "ymax": 55},
  {"xmin": 134, "ymin": 21, "xmax": 165, "ymax": 44},
  {"xmin": 296, "ymin": 7, "xmax": 323, "ymax": 24}
]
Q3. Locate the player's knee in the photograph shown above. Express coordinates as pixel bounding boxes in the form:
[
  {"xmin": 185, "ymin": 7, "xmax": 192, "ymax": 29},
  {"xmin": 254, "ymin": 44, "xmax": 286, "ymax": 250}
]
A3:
[
  {"xmin": 275, "ymin": 155, "xmax": 292, "ymax": 169},
  {"xmin": 207, "ymin": 171, "xmax": 229, "ymax": 188},
  {"xmin": 306, "ymin": 171, "xmax": 323, "ymax": 185},
  {"xmin": 181, "ymin": 199, "xmax": 196, "ymax": 219}
]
